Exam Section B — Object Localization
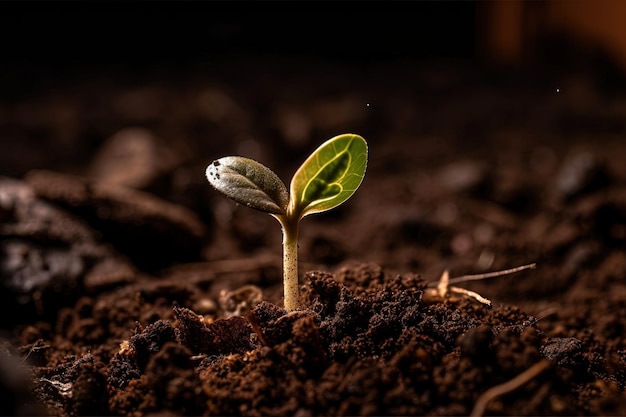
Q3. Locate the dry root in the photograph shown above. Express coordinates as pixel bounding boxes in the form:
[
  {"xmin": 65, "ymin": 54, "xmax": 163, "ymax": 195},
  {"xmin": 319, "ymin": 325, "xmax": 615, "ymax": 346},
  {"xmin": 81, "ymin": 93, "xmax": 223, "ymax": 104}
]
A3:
[
  {"xmin": 470, "ymin": 359, "xmax": 552, "ymax": 416},
  {"xmin": 422, "ymin": 263, "xmax": 536, "ymax": 307}
]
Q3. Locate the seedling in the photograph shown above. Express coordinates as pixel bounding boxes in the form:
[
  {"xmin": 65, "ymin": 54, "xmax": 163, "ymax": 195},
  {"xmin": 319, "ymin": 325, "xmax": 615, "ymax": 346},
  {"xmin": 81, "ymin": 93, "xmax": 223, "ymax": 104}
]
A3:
[{"xmin": 206, "ymin": 133, "xmax": 368, "ymax": 311}]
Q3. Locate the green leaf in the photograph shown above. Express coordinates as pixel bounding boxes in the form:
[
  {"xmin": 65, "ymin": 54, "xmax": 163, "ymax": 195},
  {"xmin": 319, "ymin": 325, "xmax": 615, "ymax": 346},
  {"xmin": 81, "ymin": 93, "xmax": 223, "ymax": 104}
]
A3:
[
  {"xmin": 206, "ymin": 156, "xmax": 289, "ymax": 214},
  {"xmin": 290, "ymin": 133, "xmax": 367, "ymax": 218}
]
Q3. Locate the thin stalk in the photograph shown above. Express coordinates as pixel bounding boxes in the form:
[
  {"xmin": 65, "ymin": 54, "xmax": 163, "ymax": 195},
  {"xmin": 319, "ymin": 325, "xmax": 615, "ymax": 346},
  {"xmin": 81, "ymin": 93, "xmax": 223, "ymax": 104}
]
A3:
[
  {"xmin": 447, "ymin": 263, "xmax": 536, "ymax": 285},
  {"xmin": 276, "ymin": 215, "xmax": 300, "ymax": 311},
  {"xmin": 470, "ymin": 359, "xmax": 551, "ymax": 417}
]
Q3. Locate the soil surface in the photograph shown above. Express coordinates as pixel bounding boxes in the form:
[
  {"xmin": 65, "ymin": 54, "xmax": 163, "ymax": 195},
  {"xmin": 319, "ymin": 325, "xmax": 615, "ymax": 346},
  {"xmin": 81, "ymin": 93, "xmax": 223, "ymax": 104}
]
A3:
[{"xmin": 2, "ymin": 7, "xmax": 626, "ymax": 415}]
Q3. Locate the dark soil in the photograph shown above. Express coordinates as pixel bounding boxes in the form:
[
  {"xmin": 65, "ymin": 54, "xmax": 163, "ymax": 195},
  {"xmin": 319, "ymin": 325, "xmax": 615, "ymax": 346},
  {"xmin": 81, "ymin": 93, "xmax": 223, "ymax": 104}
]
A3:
[{"xmin": 2, "ymin": 5, "xmax": 626, "ymax": 416}]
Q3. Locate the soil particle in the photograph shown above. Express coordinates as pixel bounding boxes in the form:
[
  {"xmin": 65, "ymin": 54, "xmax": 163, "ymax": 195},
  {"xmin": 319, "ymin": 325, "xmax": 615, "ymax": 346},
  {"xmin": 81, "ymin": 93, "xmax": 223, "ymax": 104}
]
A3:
[
  {"xmin": 24, "ymin": 169, "xmax": 207, "ymax": 271},
  {"xmin": 0, "ymin": 339, "xmax": 45, "ymax": 416},
  {"xmin": 0, "ymin": 177, "xmax": 136, "ymax": 324}
]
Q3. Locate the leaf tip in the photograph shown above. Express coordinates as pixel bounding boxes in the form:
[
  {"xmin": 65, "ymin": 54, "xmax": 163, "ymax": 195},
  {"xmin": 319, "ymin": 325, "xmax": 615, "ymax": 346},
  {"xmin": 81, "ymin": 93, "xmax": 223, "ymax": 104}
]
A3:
[{"xmin": 205, "ymin": 160, "xmax": 221, "ymax": 187}]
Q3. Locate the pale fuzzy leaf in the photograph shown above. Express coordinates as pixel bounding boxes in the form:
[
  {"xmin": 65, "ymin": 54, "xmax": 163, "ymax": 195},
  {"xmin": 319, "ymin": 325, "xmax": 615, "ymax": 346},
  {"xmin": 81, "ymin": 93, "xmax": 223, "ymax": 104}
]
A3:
[{"xmin": 206, "ymin": 156, "xmax": 289, "ymax": 214}]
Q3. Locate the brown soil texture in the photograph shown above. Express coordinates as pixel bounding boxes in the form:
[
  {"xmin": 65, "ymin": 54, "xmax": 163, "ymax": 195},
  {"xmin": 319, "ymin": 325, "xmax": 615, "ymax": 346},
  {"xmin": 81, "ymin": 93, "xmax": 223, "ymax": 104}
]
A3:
[{"xmin": 2, "ymin": 6, "xmax": 626, "ymax": 416}]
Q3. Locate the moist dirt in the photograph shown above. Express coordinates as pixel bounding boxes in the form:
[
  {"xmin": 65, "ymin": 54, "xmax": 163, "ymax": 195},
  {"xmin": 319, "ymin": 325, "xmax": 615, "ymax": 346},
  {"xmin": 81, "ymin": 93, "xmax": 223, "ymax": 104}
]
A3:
[{"xmin": 1, "ymin": 59, "xmax": 626, "ymax": 416}]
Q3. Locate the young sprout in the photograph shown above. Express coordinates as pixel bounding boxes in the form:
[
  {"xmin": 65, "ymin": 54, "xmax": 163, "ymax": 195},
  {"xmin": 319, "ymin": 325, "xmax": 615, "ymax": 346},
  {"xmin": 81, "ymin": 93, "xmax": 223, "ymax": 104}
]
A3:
[{"xmin": 206, "ymin": 133, "xmax": 368, "ymax": 311}]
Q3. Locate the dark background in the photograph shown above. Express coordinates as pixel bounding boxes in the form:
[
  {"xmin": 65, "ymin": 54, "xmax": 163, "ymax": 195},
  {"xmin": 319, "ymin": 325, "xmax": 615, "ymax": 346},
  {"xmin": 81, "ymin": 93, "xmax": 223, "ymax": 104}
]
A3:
[
  {"xmin": 1, "ymin": 2, "xmax": 478, "ymax": 83},
  {"xmin": 0, "ymin": 0, "xmax": 487, "ymax": 179},
  {"xmin": 2, "ymin": 1, "xmax": 626, "ymax": 179},
  {"xmin": 4, "ymin": 1, "xmax": 626, "ymax": 90}
]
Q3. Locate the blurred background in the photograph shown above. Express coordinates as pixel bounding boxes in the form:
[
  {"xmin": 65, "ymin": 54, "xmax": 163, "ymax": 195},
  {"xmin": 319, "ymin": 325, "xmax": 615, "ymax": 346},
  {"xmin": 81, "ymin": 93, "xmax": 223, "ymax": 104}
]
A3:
[
  {"xmin": 1, "ymin": 0, "xmax": 626, "ymax": 318},
  {"xmin": 2, "ymin": 0, "xmax": 626, "ymax": 176}
]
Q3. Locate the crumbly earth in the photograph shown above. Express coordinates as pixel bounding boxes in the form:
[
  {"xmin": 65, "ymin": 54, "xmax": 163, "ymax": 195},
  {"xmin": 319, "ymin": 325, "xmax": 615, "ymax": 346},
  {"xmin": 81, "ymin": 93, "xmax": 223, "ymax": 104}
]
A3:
[{"xmin": 1, "ymin": 56, "xmax": 626, "ymax": 416}]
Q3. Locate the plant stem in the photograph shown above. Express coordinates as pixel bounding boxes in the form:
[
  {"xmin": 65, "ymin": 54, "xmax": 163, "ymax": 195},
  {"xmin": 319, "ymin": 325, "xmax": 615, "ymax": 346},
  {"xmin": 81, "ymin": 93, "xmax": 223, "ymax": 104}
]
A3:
[{"xmin": 278, "ymin": 216, "xmax": 300, "ymax": 311}]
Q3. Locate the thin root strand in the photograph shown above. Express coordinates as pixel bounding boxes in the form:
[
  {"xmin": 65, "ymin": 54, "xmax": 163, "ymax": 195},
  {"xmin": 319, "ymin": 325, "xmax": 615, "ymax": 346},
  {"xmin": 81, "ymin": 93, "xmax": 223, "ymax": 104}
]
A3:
[{"xmin": 470, "ymin": 359, "xmax": 552, "ymax": 417}]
